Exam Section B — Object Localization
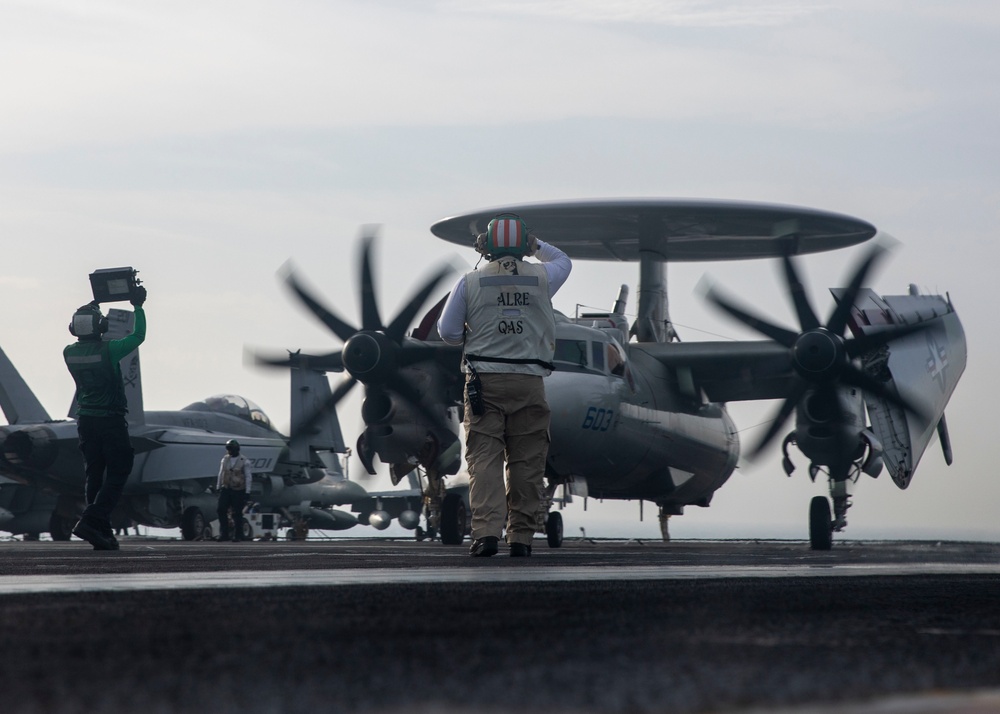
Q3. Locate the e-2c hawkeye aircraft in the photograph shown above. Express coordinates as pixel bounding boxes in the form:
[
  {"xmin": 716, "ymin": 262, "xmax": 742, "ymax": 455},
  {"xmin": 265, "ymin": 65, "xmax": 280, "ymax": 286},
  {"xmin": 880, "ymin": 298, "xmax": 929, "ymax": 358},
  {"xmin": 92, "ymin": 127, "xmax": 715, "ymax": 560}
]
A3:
[
  {"xmin": 0, "ymin": 307, "xmax": 369, "ymax": 540},
  {"xmin": 262, "ymin": 199, "xmax": 966, "ymax": 550}
]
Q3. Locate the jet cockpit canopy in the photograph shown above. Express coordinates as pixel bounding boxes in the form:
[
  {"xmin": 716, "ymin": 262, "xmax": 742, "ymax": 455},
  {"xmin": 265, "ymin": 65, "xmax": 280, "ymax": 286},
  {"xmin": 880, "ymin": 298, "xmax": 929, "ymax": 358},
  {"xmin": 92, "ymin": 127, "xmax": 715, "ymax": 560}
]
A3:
[{"xmin": 183, "ymin": 394, "xmax": 276, "ymax": 431}]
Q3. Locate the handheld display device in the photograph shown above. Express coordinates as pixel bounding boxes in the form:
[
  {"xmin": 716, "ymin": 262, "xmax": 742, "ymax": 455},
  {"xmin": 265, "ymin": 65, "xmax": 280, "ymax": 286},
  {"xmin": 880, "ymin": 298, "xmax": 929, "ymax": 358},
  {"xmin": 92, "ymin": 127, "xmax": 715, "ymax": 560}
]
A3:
[{"xmin": 89, "ymin": 267, "xmax": 142, "ymax": 304}]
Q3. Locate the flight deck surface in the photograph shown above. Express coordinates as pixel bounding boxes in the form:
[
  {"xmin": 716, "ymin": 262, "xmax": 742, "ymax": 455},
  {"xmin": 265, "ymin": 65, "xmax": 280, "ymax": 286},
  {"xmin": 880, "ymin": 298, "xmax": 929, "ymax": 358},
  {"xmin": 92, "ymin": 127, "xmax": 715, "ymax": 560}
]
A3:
[{"xmin": 1, "ymin": 538, "xmax": 998, "ymax": 713}]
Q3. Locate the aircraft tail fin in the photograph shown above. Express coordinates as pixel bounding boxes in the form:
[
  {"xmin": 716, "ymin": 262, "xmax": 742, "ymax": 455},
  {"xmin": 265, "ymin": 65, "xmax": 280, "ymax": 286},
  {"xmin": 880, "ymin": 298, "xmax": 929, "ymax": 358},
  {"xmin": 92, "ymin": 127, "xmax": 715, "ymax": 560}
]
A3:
[
  {"xmin": 289, "ymin": 364, "xmax": 347, "ymax": 463},
  {"xmin": 0, "ymin": 346, "xmax": 52, "ymax": 424}
]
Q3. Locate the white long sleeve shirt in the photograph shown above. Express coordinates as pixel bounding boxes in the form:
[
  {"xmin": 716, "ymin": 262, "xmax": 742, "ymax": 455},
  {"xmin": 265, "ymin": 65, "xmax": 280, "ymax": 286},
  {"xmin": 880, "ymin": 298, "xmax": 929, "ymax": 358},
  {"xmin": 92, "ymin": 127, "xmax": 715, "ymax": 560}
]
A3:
[
  {"xmin": 437, "ymin": 239, "xmax": 572, "ymax": 346},
  {"xmin": 217, "ymin": 454, "xmax": 253, "ymax": 493}
]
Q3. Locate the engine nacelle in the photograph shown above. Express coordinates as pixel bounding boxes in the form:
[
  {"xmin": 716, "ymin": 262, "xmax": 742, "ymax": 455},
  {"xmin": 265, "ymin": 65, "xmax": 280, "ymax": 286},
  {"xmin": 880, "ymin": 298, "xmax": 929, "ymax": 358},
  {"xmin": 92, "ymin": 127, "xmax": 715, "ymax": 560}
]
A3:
[
  {"xmin": 793, "ymin": 385, "xmax": 868, "ymax": 481},
  {"xmin": 258, "ymin": 475, "xmax": 285, "ymax": 497}
]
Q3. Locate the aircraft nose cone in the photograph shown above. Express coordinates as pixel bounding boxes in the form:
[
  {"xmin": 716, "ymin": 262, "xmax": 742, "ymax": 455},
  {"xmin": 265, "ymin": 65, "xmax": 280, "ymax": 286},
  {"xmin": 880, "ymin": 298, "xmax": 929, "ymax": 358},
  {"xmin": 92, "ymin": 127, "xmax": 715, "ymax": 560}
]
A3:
[
  {"xmin": 792, "ymin": 330, "xmax": 843, "ymax": 379},
  {"xmin": 343, "ymin": 333, "xmax": 381, "ymax": 376},
  {"xmin": 343, "ymin": 332, "xmax": 399, "ymax": 384}
]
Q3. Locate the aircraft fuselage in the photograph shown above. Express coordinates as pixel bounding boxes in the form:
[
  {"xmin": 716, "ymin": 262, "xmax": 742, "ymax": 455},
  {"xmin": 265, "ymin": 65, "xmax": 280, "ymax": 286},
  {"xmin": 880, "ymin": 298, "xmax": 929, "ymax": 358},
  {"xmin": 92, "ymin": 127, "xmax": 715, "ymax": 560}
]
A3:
[{"xmin": 546, "ymin": 321, "xmax": 739, "ymax": 509}]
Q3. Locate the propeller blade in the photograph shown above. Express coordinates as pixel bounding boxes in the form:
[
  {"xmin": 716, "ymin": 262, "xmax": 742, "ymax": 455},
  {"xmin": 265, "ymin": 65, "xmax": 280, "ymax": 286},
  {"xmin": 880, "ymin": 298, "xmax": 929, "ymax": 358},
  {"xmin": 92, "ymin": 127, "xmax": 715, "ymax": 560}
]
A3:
[
  {"xmin": 291, "ymin": 376, "xmax": 358, "ymax": 443},
  {"xmin": 748, "ymin": 380, "xmax": 808, "ymax": 458},
  {"xmin": 280, "ymin": 262, "xmax": 358, "ymax": 343},
  {"xmin": 395, "ymin": 343, "xmax": 457, "ymax": 368},
  {"xmin": 359, "ymin": 231, "xmax": 385, "ymax": 333},
  {"xmin": 844, "ymin": 321, "xmax": 932, "ymax": 358},
  {"xmin": 247, "ymin": 348, "xmax": 296, "ymax": 369},
  {"xmin": 250, "ymin": 349, "xmax": 345, "ymax": 372},
  {"xmin": 781, "ymin": 254, "xmax": 821, "ymax": 332},
  {"xmin": 385, "ymin": 264, "xmax": 456, "ymax": 343},
  {"xmin": 839, "ymin": 364, "xmax": 930, "ymax": 423},
  {"xmin": 386, "ymin": 373, "xmax": 453, "ymax": 436},
  {"xmin": 826, "ymin": 243, "xmax": 888, "ymax": 336},
  {"xmin": 705, "ymin": 286, "xmax": 799, "ymax": 347}
]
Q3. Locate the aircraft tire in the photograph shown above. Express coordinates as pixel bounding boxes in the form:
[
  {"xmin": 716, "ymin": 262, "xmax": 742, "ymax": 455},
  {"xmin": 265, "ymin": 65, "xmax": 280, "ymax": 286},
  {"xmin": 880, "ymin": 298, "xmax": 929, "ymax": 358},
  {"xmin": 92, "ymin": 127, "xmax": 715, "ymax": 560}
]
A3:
[
  {"xmin": 48, "ymin": 512, "xmax": 75, "ymax": 541},
  {"xmin": 809, "ymin": 496, "xmax": 833, "ymax": 551},
  {"xmin": 439, "ymin": 493, "xmax": 466, "ymax": 546},
  {"xmin": 181, "ymin": 507, "xmax": 207, "ymax": 541},
  {"xmin": 545, "ymin": 511, "xmax": 564, "ymax": 548}
]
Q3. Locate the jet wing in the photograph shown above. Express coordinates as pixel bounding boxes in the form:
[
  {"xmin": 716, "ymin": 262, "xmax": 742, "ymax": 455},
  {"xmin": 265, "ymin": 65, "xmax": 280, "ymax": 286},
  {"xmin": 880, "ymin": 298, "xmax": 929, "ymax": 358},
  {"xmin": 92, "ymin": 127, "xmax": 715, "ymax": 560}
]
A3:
[
  {"xmin": 633, "ymin": 341, "xmax": 795, "ymax": 402},
  {"xmin": 431, "ymin": 199, "xmax": 876, "ymax": 262}
]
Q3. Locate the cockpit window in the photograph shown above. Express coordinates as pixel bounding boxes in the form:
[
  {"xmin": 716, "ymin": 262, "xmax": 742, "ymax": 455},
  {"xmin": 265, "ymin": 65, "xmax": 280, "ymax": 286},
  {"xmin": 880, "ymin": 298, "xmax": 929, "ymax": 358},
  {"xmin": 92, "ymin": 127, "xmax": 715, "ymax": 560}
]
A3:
[
  {"xmin": 553, "ymin": 339, "xmax": 588, "ymax": 368},
  {"xmin": 590, "ymin": 342, "xmax": 605, "ymax": 371},
  {"xmin": 607, "ymin": 339, "xmax": 627, "ymax": 377},
  {"xmin": 183, "ymin": 394, "xmax": 275, "ymax": 431}
]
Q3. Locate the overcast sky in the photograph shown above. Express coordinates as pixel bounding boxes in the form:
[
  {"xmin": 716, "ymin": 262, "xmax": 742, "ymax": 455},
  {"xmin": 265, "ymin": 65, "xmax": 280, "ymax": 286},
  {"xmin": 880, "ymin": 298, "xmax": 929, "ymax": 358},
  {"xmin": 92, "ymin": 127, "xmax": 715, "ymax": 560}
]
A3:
[{"xmin": 1, "ymin": 0, "xmax": 996, "ymax": 541}]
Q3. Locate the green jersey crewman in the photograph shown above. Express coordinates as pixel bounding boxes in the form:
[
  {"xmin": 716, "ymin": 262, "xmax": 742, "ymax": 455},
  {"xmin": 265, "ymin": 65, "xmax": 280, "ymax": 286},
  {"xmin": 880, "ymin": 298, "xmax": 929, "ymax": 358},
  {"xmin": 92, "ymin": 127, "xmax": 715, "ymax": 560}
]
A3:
[{"xmin": 63, "ymin": 285, "xmax": 147, "ymax": 551}]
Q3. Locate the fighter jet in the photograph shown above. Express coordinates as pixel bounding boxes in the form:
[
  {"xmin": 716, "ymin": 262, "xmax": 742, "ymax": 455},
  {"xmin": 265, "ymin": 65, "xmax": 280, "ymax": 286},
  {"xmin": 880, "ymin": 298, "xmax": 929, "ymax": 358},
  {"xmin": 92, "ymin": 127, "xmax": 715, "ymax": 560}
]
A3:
[{"xmin": 0, "ymin": 307, "xmax": 367, "ymax": 540}]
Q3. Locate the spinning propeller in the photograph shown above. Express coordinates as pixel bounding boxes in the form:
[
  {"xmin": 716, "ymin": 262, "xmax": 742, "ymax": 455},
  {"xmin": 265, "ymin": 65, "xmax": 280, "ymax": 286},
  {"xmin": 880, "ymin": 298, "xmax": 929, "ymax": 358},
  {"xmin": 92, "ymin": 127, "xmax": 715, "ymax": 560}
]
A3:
[
  {"xmin": 255, "ymin": 230, "xmax": 457, "ymax": 445},
  {"xmin": 704, "ymin": 242, "xmax": 929, "ymax": 458}
]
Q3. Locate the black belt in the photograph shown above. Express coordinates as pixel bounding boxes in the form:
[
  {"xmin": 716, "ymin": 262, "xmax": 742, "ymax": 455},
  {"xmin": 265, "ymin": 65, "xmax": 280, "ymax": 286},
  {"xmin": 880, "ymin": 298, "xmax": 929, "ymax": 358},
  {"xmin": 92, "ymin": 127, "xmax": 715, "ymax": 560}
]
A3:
[{"xmin": 466, "ymin": 353, "xmax": 555, "ymax": 371}]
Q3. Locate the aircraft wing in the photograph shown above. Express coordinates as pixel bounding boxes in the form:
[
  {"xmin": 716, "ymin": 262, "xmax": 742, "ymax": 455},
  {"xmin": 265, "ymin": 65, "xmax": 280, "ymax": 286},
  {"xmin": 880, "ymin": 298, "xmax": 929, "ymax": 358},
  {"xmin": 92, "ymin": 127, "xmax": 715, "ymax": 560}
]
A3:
[{"xmin": 633, "ymin": 341, "xmax": 796, "ymax": 402}]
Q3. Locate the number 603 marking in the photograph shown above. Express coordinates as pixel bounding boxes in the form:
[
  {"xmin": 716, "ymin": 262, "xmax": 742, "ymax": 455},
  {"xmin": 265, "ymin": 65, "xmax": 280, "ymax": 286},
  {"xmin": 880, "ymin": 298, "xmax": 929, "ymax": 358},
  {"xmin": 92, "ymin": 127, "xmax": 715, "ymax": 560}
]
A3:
[{"xmin": 581, "ymin": 407, "xmax": 613, "ymax": 432}]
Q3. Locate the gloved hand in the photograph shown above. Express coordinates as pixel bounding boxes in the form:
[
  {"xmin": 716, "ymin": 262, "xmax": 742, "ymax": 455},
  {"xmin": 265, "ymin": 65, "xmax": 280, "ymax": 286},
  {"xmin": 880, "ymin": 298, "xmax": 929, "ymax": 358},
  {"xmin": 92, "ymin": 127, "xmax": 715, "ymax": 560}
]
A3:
[
  {"xmin": 130, "ymin": 285, "xmax": 147, "ymax": 307},
  {"xmin": 526, "ymin": 234, "xmax": 539, "ymax": 257}
]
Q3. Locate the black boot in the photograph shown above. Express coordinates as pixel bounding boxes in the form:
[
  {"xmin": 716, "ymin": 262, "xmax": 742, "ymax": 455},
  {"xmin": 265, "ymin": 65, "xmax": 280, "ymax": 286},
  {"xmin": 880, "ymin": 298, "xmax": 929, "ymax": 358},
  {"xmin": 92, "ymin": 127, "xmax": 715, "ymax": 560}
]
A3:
[
  {"xmin": 72, "ymin": 520, "xmax": 115, "ymax": 551},
  {"xmin": 469, "ymin": 536, "xmax": 499, "ymax": 557}
]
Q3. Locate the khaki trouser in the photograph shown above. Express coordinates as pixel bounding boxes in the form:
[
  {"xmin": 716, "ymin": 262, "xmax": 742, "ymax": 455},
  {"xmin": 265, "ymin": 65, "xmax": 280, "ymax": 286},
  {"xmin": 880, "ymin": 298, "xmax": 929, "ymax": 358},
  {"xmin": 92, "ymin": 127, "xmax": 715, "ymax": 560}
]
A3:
[{"xmin": 464, "ymin": 372, "xmax": 550, "ymax": 546}]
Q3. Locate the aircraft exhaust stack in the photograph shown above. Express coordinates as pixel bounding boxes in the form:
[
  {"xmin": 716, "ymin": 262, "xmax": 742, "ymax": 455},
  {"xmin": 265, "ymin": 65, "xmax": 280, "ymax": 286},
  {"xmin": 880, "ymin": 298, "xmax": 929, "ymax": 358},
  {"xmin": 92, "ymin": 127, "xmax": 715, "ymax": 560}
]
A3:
[
  {"xmin": 0, "ymin": 426, "xmax": 58, "ymax": 470},
  {"xmin": 361, "ymin": 391, "xmax": 395, "ymax": 425},
  {"xmin": 613, "ymin": 284, "xmax": 629, "ymax": 315}
]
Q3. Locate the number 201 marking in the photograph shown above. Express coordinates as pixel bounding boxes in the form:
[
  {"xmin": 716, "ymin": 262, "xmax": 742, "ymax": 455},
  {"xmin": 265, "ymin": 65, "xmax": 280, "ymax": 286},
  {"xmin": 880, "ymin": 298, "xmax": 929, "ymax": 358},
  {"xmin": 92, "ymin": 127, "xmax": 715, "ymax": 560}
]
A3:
[{"xmin": 581, "ymin": 407, "xmax": 613, "ymax": 432}]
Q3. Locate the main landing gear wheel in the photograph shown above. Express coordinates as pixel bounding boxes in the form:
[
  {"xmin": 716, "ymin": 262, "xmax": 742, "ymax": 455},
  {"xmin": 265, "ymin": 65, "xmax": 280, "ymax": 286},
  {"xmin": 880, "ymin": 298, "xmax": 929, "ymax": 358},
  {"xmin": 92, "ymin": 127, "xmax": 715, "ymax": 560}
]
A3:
[
  {"xmin": 439, "ymin": 492, "xmax": 466, "ymax": 546},
  {"xmin": 48, "ymin": 512, "xmax": 75, "ymax": 541},
  {"xmin": 180, "ymin": 507, "xmax": 207, "ymax": 541},
  {"xmin": 809, "ymin": 496, "xmax": 833, "ymax": 551},
  {"xmin": 545, "ymin": 511, "xmax": 563, "ymax": 548}
]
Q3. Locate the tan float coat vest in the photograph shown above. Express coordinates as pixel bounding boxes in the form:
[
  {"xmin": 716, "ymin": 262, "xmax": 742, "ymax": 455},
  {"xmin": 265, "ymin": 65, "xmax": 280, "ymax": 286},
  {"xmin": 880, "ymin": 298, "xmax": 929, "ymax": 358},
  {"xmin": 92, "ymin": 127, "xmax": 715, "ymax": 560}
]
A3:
[{"xmin": 220, "ymin": 455, "xmax": 249, "ymax": 490}]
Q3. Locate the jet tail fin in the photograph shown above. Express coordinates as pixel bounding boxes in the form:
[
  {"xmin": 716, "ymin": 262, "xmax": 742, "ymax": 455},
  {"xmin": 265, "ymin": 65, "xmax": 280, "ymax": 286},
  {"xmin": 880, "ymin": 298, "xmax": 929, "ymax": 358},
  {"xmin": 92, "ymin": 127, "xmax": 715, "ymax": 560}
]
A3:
[
  {"xmin": 289, "ymin": 365, "xmax": 347, "ymax": 463},
  {"xmin": 0, "ymin": 346, "xmax": 52, "ymax": 424}
]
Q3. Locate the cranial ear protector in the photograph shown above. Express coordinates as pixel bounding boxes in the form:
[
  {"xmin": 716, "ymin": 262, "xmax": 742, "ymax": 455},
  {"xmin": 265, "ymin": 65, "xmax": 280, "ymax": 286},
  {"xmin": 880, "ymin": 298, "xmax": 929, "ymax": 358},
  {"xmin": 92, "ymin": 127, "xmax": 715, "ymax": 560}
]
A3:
[
  {"xmin": 68, "ymin": 303, "xmax": 109, "ymax": 338},
  {"xmin": 476, "ymin": 213, "xmax": 528, "ymax": 259}
]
